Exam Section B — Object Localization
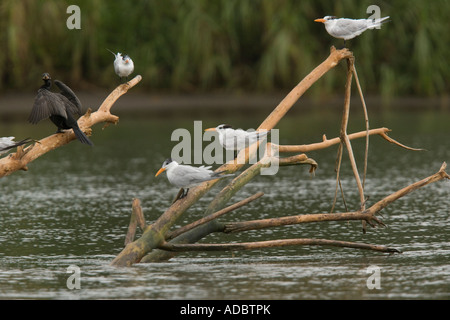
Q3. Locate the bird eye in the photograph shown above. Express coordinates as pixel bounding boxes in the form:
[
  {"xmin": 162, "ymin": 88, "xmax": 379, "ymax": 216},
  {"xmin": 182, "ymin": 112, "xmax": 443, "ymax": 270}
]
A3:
[{"xmin": 163, "ymin": 158, "xmax": 172, "ymax": 166}]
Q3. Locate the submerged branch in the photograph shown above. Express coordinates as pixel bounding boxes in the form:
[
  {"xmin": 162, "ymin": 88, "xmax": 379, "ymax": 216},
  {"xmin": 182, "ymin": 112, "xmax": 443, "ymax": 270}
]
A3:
[
  {"xmin": 223, "ymin": 211, "xmax": 384, "ymax": 234},
  {"xmin": 152, "ymin": 162, "xmax": 448, "ymax": 258},
  {"xmin": 224, "ymin": 162, "xmax": 448, "ymax": 233},
  {"xmin": 166, "ymin": 192, "xmax": 264, "ymax": 241},
  {"xmin": 159, "ymin": 238, "xmax": 401, "ymax": 254},
  {"xmin": 125, "ymin": 198, "xmax": 148, "ymax": 245},
  {"xmin": 366, "ymin": 162, "xmax": 448, "ymax": 214}
]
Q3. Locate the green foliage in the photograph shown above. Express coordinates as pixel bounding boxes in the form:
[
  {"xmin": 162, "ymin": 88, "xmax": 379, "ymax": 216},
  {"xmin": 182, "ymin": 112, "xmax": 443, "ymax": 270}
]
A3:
[{"xmin": 0, "ymin": 0, "xmax": 448, "ymax": 97}]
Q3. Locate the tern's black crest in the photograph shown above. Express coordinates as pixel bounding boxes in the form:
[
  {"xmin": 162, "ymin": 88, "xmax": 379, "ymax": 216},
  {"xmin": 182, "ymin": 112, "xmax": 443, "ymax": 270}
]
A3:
[
  {"xmin": 29, "ymin": 73, "xmax": 93, "ymax": 146},
  {"xmin": 163, "ymin": 158, "xmax": 173, "ymax": 166}
]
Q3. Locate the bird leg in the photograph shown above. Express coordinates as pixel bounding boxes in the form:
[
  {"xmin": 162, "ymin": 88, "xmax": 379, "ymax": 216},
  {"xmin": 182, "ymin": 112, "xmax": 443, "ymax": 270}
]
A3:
[
  {"xmin": 181, "ymin": 188, "xmax": 190, "ymax": 198},
  {"xmin": 172, "ymin": 188, "xmax": 189, "ymax": 203}
]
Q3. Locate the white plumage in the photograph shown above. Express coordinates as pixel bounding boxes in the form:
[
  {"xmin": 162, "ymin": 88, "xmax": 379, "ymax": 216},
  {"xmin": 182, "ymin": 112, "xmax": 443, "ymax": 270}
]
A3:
[
  {"xmin": 155, "ymin": 158, "xmax": 234, "ymax": 199},
  {"xmin": 205, "ymin": 124, "xmax": 270, "ymax": 151},
  {"xmin": 315, "ymin": 16, "xmax": 390, "ymax": 41},
  {"xmin": 107, "ymin": 49, "xmax": 134, "ymax": 80}
]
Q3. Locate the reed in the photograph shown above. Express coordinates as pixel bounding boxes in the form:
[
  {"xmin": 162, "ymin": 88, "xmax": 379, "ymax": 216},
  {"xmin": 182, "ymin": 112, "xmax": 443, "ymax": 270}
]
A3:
[{"xmin": 0, "ymin": 0, "xmax": 448, "ymax": 98}]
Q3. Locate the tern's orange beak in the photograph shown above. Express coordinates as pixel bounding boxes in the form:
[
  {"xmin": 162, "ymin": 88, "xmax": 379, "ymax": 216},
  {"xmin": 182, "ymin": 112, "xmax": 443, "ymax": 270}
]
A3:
[
  {"xmin": 155, "ymin": 167, "xmax": 166, "ymax": 177},
  {"xmin": 314, "ymin": 18, "xmax": 326, "ymax": 23},
  {"xmin": 204, "ymin": 128, "xmax": 216, "ymax": 132}
]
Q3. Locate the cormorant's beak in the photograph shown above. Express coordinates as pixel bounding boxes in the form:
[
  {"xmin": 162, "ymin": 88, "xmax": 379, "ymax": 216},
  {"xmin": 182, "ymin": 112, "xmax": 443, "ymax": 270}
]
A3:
[
  {"xmin": 155, "ymin": 167, "xmax": 166, "ymax": 177},
  {"xmin": 204, "ymin": 128, "xmax": 216, "ymax": 132},
  {"xmin": 314, "ymin": 18, "xmax": 326, "ymax": 23},
  {"xmin": 124, "ymin": 59, "xmax": 129, "ymax": 64}
]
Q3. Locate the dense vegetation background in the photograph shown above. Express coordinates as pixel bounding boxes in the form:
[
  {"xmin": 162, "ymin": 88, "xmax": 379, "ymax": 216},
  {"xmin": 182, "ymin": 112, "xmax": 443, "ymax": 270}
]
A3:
[{"xmin": 0, "ymin": 0, "xmax": 448, "ymax": 99}]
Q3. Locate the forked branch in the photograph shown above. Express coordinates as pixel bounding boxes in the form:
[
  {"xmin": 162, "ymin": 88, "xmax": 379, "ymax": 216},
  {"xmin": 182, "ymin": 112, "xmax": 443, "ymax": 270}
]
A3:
[
  {"xmin": 111, "ymin": 47, "xmax": 445, "ymax": 267},
  {"xmin": 111, "ymin": 47, "xmax": 354, "ymax": 267},
  {"xmin": 224, "ymin": 162, "xmax": 448, "ymax": 233}
]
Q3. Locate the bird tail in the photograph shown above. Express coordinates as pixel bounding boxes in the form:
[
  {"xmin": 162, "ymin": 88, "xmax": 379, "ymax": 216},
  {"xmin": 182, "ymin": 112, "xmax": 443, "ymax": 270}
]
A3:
[
  {"xmin": 13, "ymin": 138, "xmax": 33, "ymax": 148},
  {"xmin": 73, "ymin": 127, "xmax": 94, "ymax": 146},
  {"xmin": 106, "ymin": 48, "xmax": 116, "ymax": 57},
  {"xmin": 0, "ymin": 138, "xmax": 32, "ymax": 152},
  {"xmin": 369, "ymin": 16, "xmax": 390, "ymax": 28}
]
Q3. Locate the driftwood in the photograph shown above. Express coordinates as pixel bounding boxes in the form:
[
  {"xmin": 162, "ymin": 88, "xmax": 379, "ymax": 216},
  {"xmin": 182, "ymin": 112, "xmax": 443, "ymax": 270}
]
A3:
[
  {"xmin": 153, "ymin": 162, "xmax": 447, "ymax": 255},
  {"xmin": 111, "ymin": 47, "xmax": 449, "ymax": 267},
  {"xmin": 1, "ymin": 48, "xmax": 446, "ymax": 268},
  {"xmin": 223, "ymin": 162, "xmax": 448, "ymax": 233},
  {"xmin": 0, "ymin": 75, "xmax": 142, "ymax": 177}
]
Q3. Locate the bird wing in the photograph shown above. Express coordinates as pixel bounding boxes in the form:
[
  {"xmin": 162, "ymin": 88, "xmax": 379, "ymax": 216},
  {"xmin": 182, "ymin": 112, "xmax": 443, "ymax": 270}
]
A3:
[
  {"xmin": 174, "ymin": 165, "xmax": 216, "ymax": 187},
  {"xmin": 168, "ymin": 164, "xmax": 233, "ymax": 188},
  {"xmin": 54, "ymin": 80, "xmax": 82, "ymax": 115},
  {"xmin": 55, "ymin": 93, "xmax": 82, "ymax": 118},
  {"xmin": 28, "ymin": 89, "xmax": 67, "ymax": 124},
  {"xmin": 234, "ymin": 130, "xmax": 269, "ymax": 149},
  {"xmin": 222, "ymin": 129, "xmax": 248, "ymax": 150},
  {"xmin": 333, "ymin": 19, "xmax": 370, "ymax": 38}
]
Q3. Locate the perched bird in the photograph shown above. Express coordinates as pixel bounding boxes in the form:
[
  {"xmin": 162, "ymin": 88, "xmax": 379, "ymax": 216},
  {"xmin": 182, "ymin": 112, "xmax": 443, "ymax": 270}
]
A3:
[
  {"xmin": 107, "ymin": 49, "xmax": 134, "ymax": 81},
  {"xmin": 28, "ymin": 73, "xmax": 93, "ymax": 146},
  {"xmin": 155, "ymin": 158, "xmax": 234, "ymax": 199},
  {"xmin": 315, "ymin": 16, "xmax": 390, "ymax": 45},
  {"xmin": 205, "ymin": 124, "xmax": 270, "ymax": 151},
  {"xmin": 0, "ymin": 137, "xmax": 32, "ymax": 155}
]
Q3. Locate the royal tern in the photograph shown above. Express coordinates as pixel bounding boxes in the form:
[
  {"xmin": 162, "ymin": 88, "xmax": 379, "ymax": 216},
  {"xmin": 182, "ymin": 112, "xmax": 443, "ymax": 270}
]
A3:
[
  {"xmin": 0, "ymin": 137, "xmax": 32, "ymax": 155},
  {"xmin": 155, "ymin": 158, "xmax": 234, "ymax": 199},
  {"xmin": 107, "ymin": 49, "xmax": 134, "ymax": 81},
  {"xmin": 315, "ymin": 16, "xmax": 390, "ymax": 44},
  {"xmin": 205, "ymin": 124, "xmax": 270, "ymax": 151},
  {"xmin": 28, "ymin": 73, "xmax": 93, "ymax": 146}
]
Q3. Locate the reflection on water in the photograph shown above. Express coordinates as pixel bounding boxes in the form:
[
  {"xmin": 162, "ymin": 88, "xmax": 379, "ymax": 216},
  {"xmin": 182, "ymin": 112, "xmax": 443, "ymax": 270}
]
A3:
[{"xmin": 0, "ymin": 109, "xmax": 449, "ymax": 299}]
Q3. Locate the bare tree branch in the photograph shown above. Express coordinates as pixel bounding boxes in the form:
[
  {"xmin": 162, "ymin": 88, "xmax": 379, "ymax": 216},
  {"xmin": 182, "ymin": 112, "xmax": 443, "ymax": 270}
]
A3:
[
  {"xmin": 0, "ymin": 75, "xmax": 142, "ymax": 178},
  {"xmin": 223, "ymin": 162, "xmax": 448, "ymax": 233},
  {"xmin": 159, "ymin": 238, "xmax": 401, "ymax": 254},
  {"xmin": 111, "ymin": 47, "xmax": 354, "ymax": 267}
]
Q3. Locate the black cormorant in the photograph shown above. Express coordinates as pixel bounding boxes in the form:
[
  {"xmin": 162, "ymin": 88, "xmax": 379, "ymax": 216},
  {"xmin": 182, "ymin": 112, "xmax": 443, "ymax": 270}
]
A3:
[{"xmin": 28, "ymin": 73, "xmax": 93, "ymax": 146}]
